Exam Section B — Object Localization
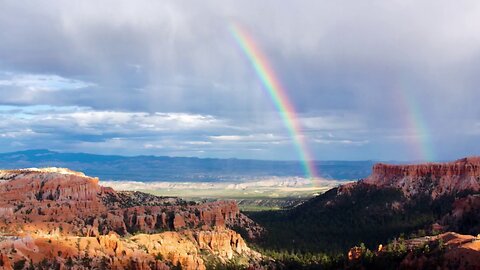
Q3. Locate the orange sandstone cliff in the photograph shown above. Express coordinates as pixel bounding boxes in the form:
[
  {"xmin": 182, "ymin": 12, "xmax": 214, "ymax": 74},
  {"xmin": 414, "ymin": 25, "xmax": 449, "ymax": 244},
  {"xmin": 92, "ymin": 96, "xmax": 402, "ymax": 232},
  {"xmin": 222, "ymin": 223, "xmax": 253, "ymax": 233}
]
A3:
[
  {"xmin": 358, "ymin": 157, "xmax": 480, "ymax": 233},
  {"xmin": 363, "ymin": 157, "xmax": 480, "ymax": 198},
  {"xmin": 0, "ymin": 168, "xmax": 263, "ymax": 237},
  {"xmin": 0, "ymin": 168, "xmax": 264, "ymax": 270},
  {"xmin": 343, "ymin": 158, "xmax": 480, "ymax": 269}
]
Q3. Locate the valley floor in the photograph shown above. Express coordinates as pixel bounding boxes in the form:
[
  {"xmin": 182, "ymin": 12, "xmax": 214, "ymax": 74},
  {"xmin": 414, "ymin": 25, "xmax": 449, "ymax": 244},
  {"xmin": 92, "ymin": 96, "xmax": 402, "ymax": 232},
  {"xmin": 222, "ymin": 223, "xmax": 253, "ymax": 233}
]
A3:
[{"xmin": 101, "ymin": 177, "xmax": 348, "ymax": 211}]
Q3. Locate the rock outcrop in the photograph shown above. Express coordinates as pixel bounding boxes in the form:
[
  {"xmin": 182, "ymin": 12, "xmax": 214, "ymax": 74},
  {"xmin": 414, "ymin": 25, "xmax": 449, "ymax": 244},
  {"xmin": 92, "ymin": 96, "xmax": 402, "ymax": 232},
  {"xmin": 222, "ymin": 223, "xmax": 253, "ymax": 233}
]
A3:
[
  {"xmin": 340, "ymin": 157, "xmax": 480, "ymax": 236},
  {"xmin": 347, "ymin": 232, "xmax": 480, "ymax": 269},
  {"xmin": 399, "ymin": 232, "xmax": 480, "ymax": 269},
  {"xmin": 0, "ymin": 168, "xmax": 264, "ymax": 269},
  {"xmin": 364, "ymin": 157, "xmax": 480, "ymax": 198},
  {"xmin": 0, "ymin": 168, "xmax": 263, "ymax": 239},
  {"xmin": 0, "ymin": 228, "xmax": 260, "ymax": 270}
]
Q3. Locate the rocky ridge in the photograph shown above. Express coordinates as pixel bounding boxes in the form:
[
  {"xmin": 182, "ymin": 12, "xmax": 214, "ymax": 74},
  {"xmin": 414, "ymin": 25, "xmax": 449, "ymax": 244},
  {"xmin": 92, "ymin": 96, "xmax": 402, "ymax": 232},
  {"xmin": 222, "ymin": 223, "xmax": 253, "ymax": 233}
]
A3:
[
  {"xmin": 347, "ymin": 232, "xmax": 480, "ymax": 270},
  {"xmin": 364, "ymin": 157, "xmax": 480, "ymax": 198},
  {"xmin": 0, "ymin": 168, "xmax": 264, "ymax": 269},
  {"xmin": 341, "ymin": 157, "xmax": 480, "ymax": 234},
  {"xmin": 341, "ymin": 157, "xmax": 480, "ymax": 268},
  {"xmin": 251, "ymin": 156, "xmax": 480, "ymax": 257},
  {"xmin": 0, "ymin": 229, "xmax": 260, "ymax": 270},
  {"xmin": 0, "ymin": 228, "xmax": 259, "ymax": 270},
  {"xmin": 0, "ymin": 168, "xmax": 263, "ymax": 237}
]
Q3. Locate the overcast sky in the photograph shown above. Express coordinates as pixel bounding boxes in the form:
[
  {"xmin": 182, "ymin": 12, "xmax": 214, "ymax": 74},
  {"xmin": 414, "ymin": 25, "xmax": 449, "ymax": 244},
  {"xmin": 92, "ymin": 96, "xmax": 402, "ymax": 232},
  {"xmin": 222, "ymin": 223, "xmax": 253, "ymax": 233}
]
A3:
[{"xmin": 0, "ymin": 0, "xmax": 480, "ymax": 161}]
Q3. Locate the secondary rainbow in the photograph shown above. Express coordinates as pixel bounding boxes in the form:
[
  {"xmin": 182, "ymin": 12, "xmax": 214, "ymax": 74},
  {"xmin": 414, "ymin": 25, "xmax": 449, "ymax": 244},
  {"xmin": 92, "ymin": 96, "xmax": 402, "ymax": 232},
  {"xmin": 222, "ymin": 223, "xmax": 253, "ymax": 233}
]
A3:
[
  {"xmin": 230, "ymin": 23, "xmax": 318, "ymax": 179},
  {"xmin": 398, "ymin": 88, "xmax": 435, "ymax": 162}
]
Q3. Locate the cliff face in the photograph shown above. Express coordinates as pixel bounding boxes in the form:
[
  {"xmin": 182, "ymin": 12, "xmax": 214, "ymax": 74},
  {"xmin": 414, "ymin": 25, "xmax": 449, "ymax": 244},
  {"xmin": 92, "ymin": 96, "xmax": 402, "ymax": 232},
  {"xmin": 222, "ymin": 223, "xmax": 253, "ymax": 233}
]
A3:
[
  {"xmin": 364, "ymin": 157, "xmax": 480, "ymax": 198},
  {"xmin": 0, "ymin": 229, "xmax": 260, "ymax": 270},
  {"xmin": 347, "ymin": 232, "xmax": 480, "ymax": 269},
  {"xmin": 0, "ymin": 168, "xmax": 101, "ymax": 202},
  {"xmin": 0, "ymin": 168, "xmax": 263, "ymax": 269},
  {"xmin": 0, "ymin": 168, "xmax": 263, "ymax": 238}
]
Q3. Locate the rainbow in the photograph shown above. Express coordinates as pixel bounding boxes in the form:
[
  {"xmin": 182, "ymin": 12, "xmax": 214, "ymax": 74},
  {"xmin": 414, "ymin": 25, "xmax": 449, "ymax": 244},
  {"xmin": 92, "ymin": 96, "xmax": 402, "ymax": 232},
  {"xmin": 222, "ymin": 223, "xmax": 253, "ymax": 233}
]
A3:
[
  {"xmin": 230, "ymin": 23, "xmax": 318, "ymax": 179},
  {"xmin": 398, "ymin": 87, "xmax": 435, "ymax": 162}
]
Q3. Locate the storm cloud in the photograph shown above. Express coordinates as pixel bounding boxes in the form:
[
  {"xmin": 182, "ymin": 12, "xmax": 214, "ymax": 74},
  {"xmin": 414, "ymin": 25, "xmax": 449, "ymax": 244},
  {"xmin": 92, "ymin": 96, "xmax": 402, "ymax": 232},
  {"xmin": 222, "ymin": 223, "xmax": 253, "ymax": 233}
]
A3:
[{"xmin": 0, "ymin": 0, "xmax": 479, "ymax": 161}]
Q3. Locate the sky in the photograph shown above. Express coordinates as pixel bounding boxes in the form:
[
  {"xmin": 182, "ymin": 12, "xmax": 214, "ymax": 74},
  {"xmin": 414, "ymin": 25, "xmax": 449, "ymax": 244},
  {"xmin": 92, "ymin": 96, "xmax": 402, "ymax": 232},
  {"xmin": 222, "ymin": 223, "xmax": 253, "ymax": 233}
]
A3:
[{"xmin": 0, "ymin": 0, "xmax": 480, "ymax": 161}]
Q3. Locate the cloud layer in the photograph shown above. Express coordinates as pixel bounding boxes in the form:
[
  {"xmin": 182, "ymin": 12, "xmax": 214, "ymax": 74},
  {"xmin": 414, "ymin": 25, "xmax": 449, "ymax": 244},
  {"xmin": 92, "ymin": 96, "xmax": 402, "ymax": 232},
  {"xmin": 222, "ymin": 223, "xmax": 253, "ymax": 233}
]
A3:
[{"xmin": 0, "ymin": 0, "xmax": 480, "ymax": 161}]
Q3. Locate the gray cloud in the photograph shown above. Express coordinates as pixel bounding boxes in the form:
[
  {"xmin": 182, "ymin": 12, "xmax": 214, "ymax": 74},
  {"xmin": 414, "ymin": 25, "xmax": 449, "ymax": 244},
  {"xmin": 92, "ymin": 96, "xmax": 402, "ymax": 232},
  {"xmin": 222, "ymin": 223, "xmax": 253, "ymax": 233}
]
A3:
[{"xmin": 0, "ymin": 0, "xmax": 479, "ymax": 160}]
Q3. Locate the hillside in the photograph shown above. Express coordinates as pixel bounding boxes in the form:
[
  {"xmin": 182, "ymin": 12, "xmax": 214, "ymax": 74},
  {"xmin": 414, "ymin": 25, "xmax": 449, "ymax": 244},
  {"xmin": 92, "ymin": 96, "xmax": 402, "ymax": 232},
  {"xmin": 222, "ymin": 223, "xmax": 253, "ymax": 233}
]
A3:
[
  {"xmin": 2, "ymin": 158, "xmax": 480, "ymax": 269},
  {"xmin": 344, "ymin": 231, "xmax": 480, "ymax": 269},
  {"xmin": 248, "ymin": 157, "xmax": 480, "ymax": 255},
  {"xmin": 0, "ymin": 168, "xmax": 265, "ymax": 269}
]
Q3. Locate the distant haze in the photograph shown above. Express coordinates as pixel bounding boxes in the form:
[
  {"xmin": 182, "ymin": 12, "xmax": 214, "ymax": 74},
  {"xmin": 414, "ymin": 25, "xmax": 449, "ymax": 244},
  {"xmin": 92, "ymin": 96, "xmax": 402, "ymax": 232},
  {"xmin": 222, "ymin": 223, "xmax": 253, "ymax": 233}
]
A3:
[{"xmin": 0, "ymin": 150, "xmax": 373, "ymax": 181}]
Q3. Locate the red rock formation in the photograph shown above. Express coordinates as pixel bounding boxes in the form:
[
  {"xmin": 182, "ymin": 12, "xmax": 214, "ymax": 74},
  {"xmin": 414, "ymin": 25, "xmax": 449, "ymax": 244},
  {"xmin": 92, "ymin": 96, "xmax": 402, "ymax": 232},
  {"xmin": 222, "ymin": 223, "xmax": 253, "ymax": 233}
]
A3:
[
  {"xmin": 347, "ymin": 246, "xmax": 362, "ymax": 260},
  {"xmin": 0, "ymin": 168, "xmax": 264, "ymax": 269},
  {"xmin": 0, "ymin": 168, "xmax": 263, "ymax": 239},
  {"xmin": 364, "ymin": 157, "xmax": 480, "ymax": 198},
  {"xmin": 0, "ymin": 168, "xmax": 101, "ymax": 201},
  {"xmin": 348, "ymin": 232, "xmax": 480, "ymax": 269},
  {"xmin": 0, "ymin": 229, "xmax": 260, "ymax": 270},
  {"xmin": 194, "ymin": 229, "xmax": 249, "ymax": 259},
  {"xmin": 400, "ymin": 232, "xmax": 480, "ymax": 269},
  {"xmin": 439, "ymin": 194, "xmax": 480, "ymax": 234}
]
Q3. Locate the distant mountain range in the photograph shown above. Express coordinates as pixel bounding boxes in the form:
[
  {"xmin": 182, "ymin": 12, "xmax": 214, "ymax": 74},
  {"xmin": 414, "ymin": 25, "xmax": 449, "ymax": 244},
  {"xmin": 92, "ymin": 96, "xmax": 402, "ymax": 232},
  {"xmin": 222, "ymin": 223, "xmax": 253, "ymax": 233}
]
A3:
[{"xmin": 0, "ymin": 149, "xmax": 374, "ymax": 182}]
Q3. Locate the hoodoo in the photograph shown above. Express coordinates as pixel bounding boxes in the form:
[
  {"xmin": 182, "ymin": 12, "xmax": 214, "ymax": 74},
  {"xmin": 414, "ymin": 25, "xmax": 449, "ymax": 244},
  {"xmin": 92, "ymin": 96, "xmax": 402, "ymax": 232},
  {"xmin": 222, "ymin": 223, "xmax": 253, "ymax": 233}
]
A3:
[{"xmin": 0, "ymin": 168, "xmax": 263, "ymax": 269}]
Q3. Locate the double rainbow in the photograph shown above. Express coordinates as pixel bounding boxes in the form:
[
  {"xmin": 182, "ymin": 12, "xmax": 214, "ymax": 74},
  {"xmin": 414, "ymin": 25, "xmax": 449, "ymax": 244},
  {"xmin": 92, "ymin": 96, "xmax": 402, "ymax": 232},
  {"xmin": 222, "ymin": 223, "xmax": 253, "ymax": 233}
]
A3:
[
  {"xmin": 398, "ymin": 87, "xmax": 435, "ymax": 162},
  {"xmin": 230, "ymin": 23, "xmax": 318, "ymax": 179}
]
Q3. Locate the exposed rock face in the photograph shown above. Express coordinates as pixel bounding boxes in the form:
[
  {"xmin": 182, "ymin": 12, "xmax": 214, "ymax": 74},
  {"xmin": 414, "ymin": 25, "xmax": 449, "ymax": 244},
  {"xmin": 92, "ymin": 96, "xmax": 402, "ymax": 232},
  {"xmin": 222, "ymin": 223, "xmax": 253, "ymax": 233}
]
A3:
[
  {"xmin": 347, "ymin": 246, "xmax": 363, "ymax": 260},
  {"xmin": 195, "ymin": 229, "xmax": 250, "ymax": 259},
  {"xmin": 364, "ymin": 157, "xmax": 480, "ymax": 198},
  {"xmin": 269, "ymin": 157, "xmax": 480, "ymax": 255},
  {"xmin": 0, "ymin": 229, "xmax": 260, "ymax": 270},
  {"xmin": 0, "ymin": 168, "xmax": 101, "ymax": 202},
  {"xmin": 347, "ymin": 232, "xmax": 480, "ymax": 269},
  {"xmin": 343, "ymin": 157, "xmax": 480, "ymax": 237},
  {"xmin": 0, "ymin": 168, "xmax": 264, "ymax": 269},
  {"xmin": 0, "ymin": 168, "xmax": 263, "ymax": 239},
  {"xmin": 400, "ymin": 232, "xmax": 480, "ymax": 269},
  {"xmin": 440, "ymin": 194, "xmax": 480, "ymax": 235}
]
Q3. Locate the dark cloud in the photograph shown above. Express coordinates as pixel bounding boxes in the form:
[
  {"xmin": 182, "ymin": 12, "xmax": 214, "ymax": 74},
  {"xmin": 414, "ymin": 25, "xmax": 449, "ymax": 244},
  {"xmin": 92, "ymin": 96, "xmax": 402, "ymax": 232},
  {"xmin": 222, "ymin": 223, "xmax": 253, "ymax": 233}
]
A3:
[{"xmin": 0, "ymin": 0, "xmax": 479, "ymax": 160}]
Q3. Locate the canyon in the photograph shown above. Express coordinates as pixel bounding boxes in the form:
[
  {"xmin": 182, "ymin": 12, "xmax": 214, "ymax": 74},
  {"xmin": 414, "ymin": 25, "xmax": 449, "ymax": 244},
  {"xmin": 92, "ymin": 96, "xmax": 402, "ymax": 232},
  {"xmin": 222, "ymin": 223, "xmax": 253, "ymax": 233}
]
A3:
[
  {"xmin": 1, "ymin": 157, "xmax": 480, "ymax": 269},
  {"xmin": 251, "ymin": 157, "xmax": 480, "ymax": 268},
  {"xmin": 0, "ymin": 168, "xmax": 264, "ymax": 270}
]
